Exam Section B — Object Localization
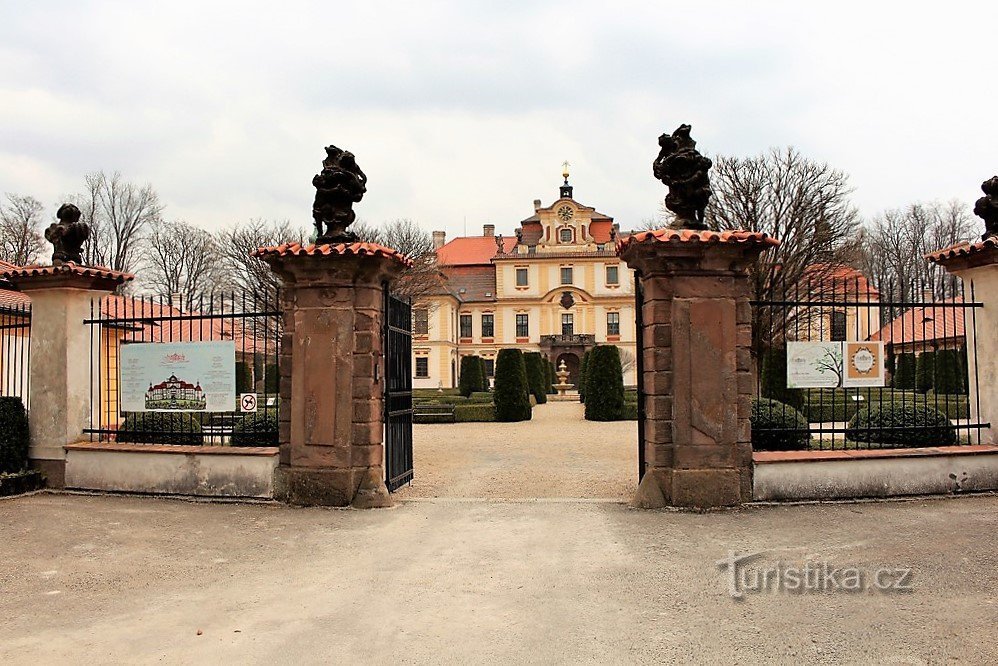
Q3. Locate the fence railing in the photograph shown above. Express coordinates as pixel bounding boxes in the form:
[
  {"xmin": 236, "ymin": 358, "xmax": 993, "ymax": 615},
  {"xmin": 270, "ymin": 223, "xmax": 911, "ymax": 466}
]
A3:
[
  {"xmin": 84, "ymin": 290, "xmax": 281, "ymax": 447},
  {"xmin": 751, "ymin": 269, "xmax": 986, "ymax": 451},
  {"xmin": 0, "ymin": 301, "xmax": 30, "ymax": 402}
]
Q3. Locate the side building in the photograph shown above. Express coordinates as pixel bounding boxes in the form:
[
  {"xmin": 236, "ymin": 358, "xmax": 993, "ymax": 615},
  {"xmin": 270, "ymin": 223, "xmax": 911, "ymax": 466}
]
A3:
[{"xmin": 413, "ymin": 176, "xmax": 637, "ymax": 389}]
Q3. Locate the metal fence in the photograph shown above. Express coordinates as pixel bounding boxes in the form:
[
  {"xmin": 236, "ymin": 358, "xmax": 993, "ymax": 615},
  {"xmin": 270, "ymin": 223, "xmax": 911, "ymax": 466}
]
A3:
[
  {"xmin": 0, "ymin": 301, "xmax": 30, "ymax": 401},
  {"xmin": 751, "ymin": 268, "xmax": 986, "ymax": 450},
  {"xmin": 84, "ymin": 290, "xmax": 281, "ymax": 446}
]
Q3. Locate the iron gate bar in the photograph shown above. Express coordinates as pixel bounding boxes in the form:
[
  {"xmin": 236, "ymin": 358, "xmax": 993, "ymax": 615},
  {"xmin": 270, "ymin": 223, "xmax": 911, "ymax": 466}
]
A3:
[
  {"xmin": 634, "ymin": 269, "xmax": 646, "ymax": 482},
  {"xmin": 383, "ymin": 286, "xmax": 414, "ymax": 492}
]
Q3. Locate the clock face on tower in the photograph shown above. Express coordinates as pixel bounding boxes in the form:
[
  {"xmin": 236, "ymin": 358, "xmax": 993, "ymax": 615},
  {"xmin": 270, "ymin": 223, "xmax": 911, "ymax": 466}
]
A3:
[{"xmin": 557, "ymin": 205, "xmax": 573, "ymax": 221}]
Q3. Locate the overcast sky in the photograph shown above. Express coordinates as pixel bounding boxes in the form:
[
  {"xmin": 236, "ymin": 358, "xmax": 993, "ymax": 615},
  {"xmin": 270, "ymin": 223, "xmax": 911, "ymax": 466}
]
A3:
[{"xmin": 2, "ymin": 1, "xmax": 996, "ymax": 239}]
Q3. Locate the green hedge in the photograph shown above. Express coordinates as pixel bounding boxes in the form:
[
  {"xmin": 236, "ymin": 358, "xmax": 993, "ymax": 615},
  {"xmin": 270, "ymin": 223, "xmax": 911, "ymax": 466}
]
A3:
[
  {"xmin": 454, "ymin": 403, "xmax": 496, "ymax": 422},
  {"xmin": 264, "ymin": 362, "xmax": 279, "ymax": 394},
  {"xmin": 893, "ymin": 353, "xmax": 916, "ymax": 389},
  {"xmin": 236, "ymin": 361, "xmax": 253, "ymax": 393},
  {"xmin": 231, "ymin": 411, "xmax": 279, "ymax": 447},
  {"xmin": 846, "ymin": 403, "xmax": 956, "ymax": 447},
  {"xmin": 760, "ymin": 347, "xmax": 804, "ymax": 409},
  {"xmin": 459, "ymin": 355, "xmax": 485, "ymax": 398},
  {"xmin": 0, "ymin": 397, "xmax": 29, "ymax": 474},
  {"xmin": 915, "ymin": 351, "xmax": 936, "ymax": 393},
  {"xmin": 803, "ymin": 395, "xmax": 969, "ymax": 422},
  {"xmin": 578, "ymin": 350, "xmax": 591, "ymax": 403},
  {"xmin": 546, "ymin": 359, "xmax": 557, "ymax": 394},
  {"xmin": 414, "ymin": 388, "xmax": 462, "ymax": 398},
  {"xmin": 117, "ymin": 412, "xmax": 204, "ymax": 445},
  {"xmin": 751, "ymin": 398, "xmax": 811, "ymax": 451},
  {"xmin": 622, "ymin": 402, "xmax": 638, "ymax": 420},
  {"xmin": 494, "ymin": 349, "xmax": 531, "ymax": 422},
  {"xmin": 585, "ymin": 345, "xmax": 625, "ymax": 421},
  {"xmin": 934, "ymin": 349, "xmax": 966, "ymax": 394},
  {"xmin": 524, "ymin": 352, "xmax": 548, "ymax": 405}
]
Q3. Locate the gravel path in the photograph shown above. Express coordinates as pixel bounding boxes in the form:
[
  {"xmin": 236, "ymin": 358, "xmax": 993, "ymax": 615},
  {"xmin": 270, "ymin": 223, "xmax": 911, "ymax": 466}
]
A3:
[{"xmin": 395, "ymin": 401, "xmax": 637, "ymax": 500}]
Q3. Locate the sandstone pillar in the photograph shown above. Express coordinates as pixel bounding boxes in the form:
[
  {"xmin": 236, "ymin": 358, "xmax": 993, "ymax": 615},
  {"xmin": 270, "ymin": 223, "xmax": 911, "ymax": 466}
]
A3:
[
  {"xmin": 0, "ymin": 264, "xmax": 132, "ymax": 487},
  {"xmin": 618, "ymin": 229, "xmax": 778, "ymax": 508},
  {"xmin": 254, "ymin": 242, "xmax": 410, "ymax": 507},
  {"xmin": 928, "ymin": 238, "xmax": 998, "ymax": 445}
]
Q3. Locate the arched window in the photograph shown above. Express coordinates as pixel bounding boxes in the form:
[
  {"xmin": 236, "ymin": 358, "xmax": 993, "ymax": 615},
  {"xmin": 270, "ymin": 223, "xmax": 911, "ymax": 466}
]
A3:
[{"xmin": 559, "ymin": 227, "xmax": 573, "ymax": 243}]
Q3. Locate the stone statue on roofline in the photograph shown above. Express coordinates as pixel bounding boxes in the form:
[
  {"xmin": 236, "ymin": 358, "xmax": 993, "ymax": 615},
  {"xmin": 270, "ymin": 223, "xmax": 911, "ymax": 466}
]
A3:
[
  {"xmin": 44, "ymin": 203, "xmax": 91, "ymax": 266},
  {"xmin": 973, "ymin": 176, "xmax": 998, "ymax": 241},
  {"xmin": 311, "ymin": 145, "xmax": 367, "ymax": 243},
  {"xmin": 652, "ymin": 124, "xmax": 714, "ymax": 230}
]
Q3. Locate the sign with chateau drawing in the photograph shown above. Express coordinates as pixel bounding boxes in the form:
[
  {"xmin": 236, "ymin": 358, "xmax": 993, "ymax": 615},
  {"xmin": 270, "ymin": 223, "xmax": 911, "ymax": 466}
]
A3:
[
  {"xmin": 119, "ymin": 342, "xmax": 236, "ymax": 412},
  {"xmin": 842, "ymin": 341, "xmax": 886, "ymax": 388},
  {"xmin": 786, "ymin": 342, "xmax": 844, "ymax": 388}
]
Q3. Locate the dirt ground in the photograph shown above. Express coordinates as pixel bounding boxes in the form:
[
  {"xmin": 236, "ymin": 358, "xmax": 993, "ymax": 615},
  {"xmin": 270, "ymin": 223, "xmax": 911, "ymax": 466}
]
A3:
[
  {"xmin": 396, "ymin": 401, "xmax": 638, "ymax": 500},
  {"xmin": 2, "ymin": 492, "xmax": 997, "ymax": 664}
]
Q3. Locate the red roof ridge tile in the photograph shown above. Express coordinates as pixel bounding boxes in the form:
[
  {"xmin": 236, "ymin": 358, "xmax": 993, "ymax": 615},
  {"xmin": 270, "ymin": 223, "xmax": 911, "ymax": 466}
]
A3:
[
  {"xmin": 617, "ymin": 228, "xmax": 780, "ymax": 253},
  {"xmin": 253, "ymin": 242, "xmax": 413, "ymax": 267},
  {"xmin": 926, "ymin": 237, "xmax": 998, "ymax": 263},
  {"xmin": 0, "ymin": 262, "xmax": 134, "ymax": 283}
]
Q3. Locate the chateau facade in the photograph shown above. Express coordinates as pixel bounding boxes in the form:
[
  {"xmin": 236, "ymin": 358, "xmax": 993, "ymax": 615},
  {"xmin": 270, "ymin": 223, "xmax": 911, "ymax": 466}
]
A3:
[{"xmin": 414, "ymin": 176, "xmax": 637, "ymax": 389}]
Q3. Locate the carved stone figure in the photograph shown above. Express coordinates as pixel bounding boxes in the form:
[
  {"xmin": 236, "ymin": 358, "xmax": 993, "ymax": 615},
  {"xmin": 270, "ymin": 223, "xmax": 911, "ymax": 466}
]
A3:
[
  {"xmin": 973, "ymin": 176, "xmax": 998, "ymax": 241},
  {"xmin": 44, "ymin": 203, "xmax": 91, "ymax": 265},
  {"xmin": 652, "ymin": 124, "xmax": 714, "ymax": 229},
  {"xmin": 311, "ymin": 145, "xmax": 367, "ymax": 243}
]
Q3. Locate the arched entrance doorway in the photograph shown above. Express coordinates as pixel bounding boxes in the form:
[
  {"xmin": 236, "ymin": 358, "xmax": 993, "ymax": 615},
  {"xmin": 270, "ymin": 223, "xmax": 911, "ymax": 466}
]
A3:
[{"xmin": 555, "ymin": 352, "xmax": 581, "ymax": 387}]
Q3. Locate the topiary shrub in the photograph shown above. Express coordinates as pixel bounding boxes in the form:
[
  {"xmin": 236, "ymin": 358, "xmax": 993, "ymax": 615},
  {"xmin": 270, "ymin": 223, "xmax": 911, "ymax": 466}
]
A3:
[
  {"xmin": 459, "ymin": 355, "xmax": 484, "ymax": 398},
  {"xmin": 760, "ymin": 347, "xmax": 804, "ymax": 410},
  {"xmin": 235, "ymin": 361, "xmax": 253, "ymax": 393},
  {"xmin": 846, "ymin": 403, "xmax": 956, "ymax": 447},
  {"xmin": 751, "ymin": 398, "xmax": 811, "ymax": 451},
  {"xmin": 494, "ymin": 349, "xmax": 531, "ymax": 422},
  {"xmin": 454, "ymin": 403, "xmax": 496, "ymax": 422},
  {"xmin": 915, "ymin": 351, "xmax": 936, "ymax": 394},
  {"xmin": 893, "ymin": 353, "xmax": 916, "ymax": 389},
  {"xmin": 524, "ymin": 352, "xmax": 548, "ymax": 405},
  {"xmin": 934, "ymin": 349, "xmax": 965, "ymax": 395},
  {"xmin": 546, "ymin": 359, "xmax": 557, "ymax": 394},
  {"xmin": 585, "ymin": 345, "xmax": 625, "ymax": 421},
  {"xmin": 0, "ymin": 397, "xmax": 29, "ymax": 474},
  {"xmin": 578, "ymin": 350, "xmax": 591, "ymax": 403},
  {"xmin": 264, "ymin": 362, "xmax": 280, "ymax": 394},
  {"xmin": 476, "ymin": 356, "xmax": 490, "ymax": 392},
  {"xmin": 117, "ymin": 412, "xmax": 204, "ymax": 445},
  {"xmin": 231, "ymin": 411, "xmax": 279, "ymax": 446}
]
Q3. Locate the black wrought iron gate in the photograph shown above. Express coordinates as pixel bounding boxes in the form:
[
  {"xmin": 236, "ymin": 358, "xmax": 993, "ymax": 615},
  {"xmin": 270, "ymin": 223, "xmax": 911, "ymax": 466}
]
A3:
[
  {"xmin": 634, "ymin": 269, "xmax": 646, "ymax": 482},
  {"xmin": 383, "ymin": 287, "xmax": 414, "ymax": 492}
]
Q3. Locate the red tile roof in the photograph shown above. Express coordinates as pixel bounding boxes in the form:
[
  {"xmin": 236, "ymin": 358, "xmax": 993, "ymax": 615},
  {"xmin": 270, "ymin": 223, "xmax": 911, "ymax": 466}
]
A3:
[
  {"xmin": 869, "ymin": 298, "xmax": 965, "ymax": 346},
  {"xmin": 0, "ymin": 262, "xmax": 134, "ymax": 283},
  {"xmin": 802, "ymin": 264, "xmax": 880, "ymax": 297},
  {"xmin": 926, "ymin": 237, "xmax": 998, "ymax": 263},
  {"xmin": 442, "ymin": 265, "xmax": 497, "ymax": 302},
  {"xmin": 253, "ymin": 242, "xmax": 413, "ymax": 266},
  {"xmin": 437, "ymin": 236, "xmax": 517, "ymax": 266},
  {"xmin": 617, "ymin": 228, "xmax": 780, "ymax": 252}
]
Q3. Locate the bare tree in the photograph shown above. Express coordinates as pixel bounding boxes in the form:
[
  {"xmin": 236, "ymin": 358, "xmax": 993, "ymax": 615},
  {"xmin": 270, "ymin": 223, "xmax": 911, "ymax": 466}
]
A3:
[
  {"xmin": 142, "ymin": 219, "xmax": 221, "ymax": 300},
  {"xmin": 74, "ymin": 171, "xmax": 163, "ymax": 274},
  {"xmin": 0, "ymin": 194, "xmax": 46, "ymax": 266},
  {"xmin": 215, "ymin": 218, "xmax": 309, "ymax": 298},
  {"xmin": 354, "ymin": 218, "xmax": 444, "ymax": 301}
]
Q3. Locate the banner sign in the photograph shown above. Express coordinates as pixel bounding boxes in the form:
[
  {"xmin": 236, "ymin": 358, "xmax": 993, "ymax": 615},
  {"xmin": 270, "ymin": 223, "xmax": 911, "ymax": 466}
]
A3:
[
  {"xmin": 786, "ymin": 341, "xmax": 886, "ymax": 389},
  {"xmin": 119, "ymin": 341, "xmax": 236, "ymax": 412}
]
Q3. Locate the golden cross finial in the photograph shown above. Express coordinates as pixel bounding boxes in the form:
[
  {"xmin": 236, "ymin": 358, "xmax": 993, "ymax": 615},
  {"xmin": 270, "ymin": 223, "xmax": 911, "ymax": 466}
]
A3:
[{"xmin": 562, "ymin": 160, "xmax": 570, "ymax": 182}]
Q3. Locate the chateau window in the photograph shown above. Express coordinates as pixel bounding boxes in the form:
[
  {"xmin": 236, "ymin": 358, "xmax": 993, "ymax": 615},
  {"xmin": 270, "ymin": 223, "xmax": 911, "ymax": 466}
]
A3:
[
  {"xmin": 830, "ymin": 311, "xmax": 847, "ymax": 342},
  {"xmin": 483, "ymin": 359, "xmax": 495, "ymax": 377},
  {"xmin": 605, "ymin": 265, "xmax": 619, "ymax": 285},
  {"xmin": 515, "ymin": 267, "xmax": 528, "ymax": 287},
  {"xmin": 481, "ymin": 313, "xmax": 494, "ymax": 338},
  {"xmin": 516, "ymin": 314, "xmax": 529, "ymax": 338},
  {"xmin": 459, "ymin": 314, "xmax": 473, "ymax": 339},
  {"xmin": 414, "ymin": 308, "xmax": 428, "ymax": 335},
  {"xmin": 560, "ymin": 266, "xmax": 573, "ymax": 285},
  {"xmin": 559, "ymin": 228, "xmax": 573, "ymax": 243},
  {"xmin": 607, "ymin": 312, "xmax": 620, "ymax": 336},
  {"xmin": 415, "ymin": 357, "xmax": 429, "ymax": 378},
  {"xmin": 562, "ymin": 313, "xmax": 574, "ymax": 336}
]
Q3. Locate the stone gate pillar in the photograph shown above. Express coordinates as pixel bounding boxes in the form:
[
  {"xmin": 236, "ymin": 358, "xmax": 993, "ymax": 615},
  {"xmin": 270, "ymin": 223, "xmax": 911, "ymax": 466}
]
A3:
[
  {"xmin": 0, "ymin": 264, "xmax": 132, "ymax": 487},
  {"xmin": 619, "ymin": 229, "xmax": 778, "ymax": 508},
  {"xmin": 928, "ymin": 237, "xmax": 998, "ymax": 445},
  {"xmin": 254, "ymin": 242, "xmax": 410, "ymax": 507}
]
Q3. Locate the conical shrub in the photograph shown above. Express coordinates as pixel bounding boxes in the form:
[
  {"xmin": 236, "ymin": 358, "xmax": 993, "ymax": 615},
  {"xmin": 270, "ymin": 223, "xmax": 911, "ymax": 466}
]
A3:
[
  {"xmin": 494, "ymin": 349, "xmax": 532, "ymax": 422},
  {"xmin": 584, "ymin": 345, "xmax": 625, "ymax": 421},
  {"xmin": 524, "ymin": 352, "xmax": 548, "ymax": 404}
]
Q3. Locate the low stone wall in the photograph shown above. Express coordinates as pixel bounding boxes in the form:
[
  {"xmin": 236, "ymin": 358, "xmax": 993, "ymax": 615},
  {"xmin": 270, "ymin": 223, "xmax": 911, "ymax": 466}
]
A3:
[
  {"xmin": 64, "ymin": 442, "xmax": 279, "ymax": 499},
  {"xmin": 753, "ymin": 445, "xmax": 998, "ymax": 501}
]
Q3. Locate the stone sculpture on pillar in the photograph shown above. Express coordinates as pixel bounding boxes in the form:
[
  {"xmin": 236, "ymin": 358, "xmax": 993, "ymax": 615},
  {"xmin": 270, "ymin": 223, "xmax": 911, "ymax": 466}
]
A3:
[
  {"xmin": 44, "ymin": 203, "xmax": 91, "ymax": 265},
  {"xmin": 652, "ymin": 124, "xmax": 714, "ymax": 230},
  {"xmin": 311, "ymin": 145, "xmax": 367, "ymax": 243},
  {"xmin": 973, "ymin": 176, "xmax": 998, "ymax": 241}
]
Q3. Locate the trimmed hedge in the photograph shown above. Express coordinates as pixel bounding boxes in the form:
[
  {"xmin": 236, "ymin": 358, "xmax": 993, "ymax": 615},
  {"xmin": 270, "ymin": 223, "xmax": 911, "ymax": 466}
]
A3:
[
  {"xmin": 117, "ymin": 412, "xmax": 204, "ymax": 445},
  {"xmin": 893, "ymin": 353, "xmax": 916, "ymax": 389},
  {"xmin": 494, "ymin": 349, "xmax": 532, "ymax": 422},
  {"xmin": 236, "ymin": 361, "xmax": 253, "ymax": 393},
  {"xmin": 264, "ymin": 362, "xmax": 280, "ymax": 394},
  {"xmin": 803, "ymin": 396, "xmax": 969, "ymax": 423},
  {"xmin": 622, "ymin": 401, "xmax": 638, "ymax": 420},
  {"xmin": 751, "ymin": 398, "xmax": 811, "ymax": 451},
  {"xmin": 454, "ymin": 403, "xmax": 496, "ymax": 422},
  {"xmin": 459, "ymin": 355, "xmax": 485, "ymax": 398},
  {"xmin": 934, "ymin": 349, "xmax": 966, "ymax": 394},
  {"xmin": 760, "ymin": 347, "xmax": 804, "ymax": 410},
  {"xmin": 915, "ymin": 351, "xmax": 936, "ymax": 393},
  {"xmin": 585, "ymin": 345, "xmax": 625, "ymax": 421},
  {"xmin": 846, "ymin": 403, "xmax": 956, "ymax": 447},
  {"xmin": 546, "ymin": 359, "xmax": 557, "ymax": 394},
  {"xmin": 0, "ymin": 397, "xmax": 29, "ymax": 474},
  {"xmin": 524, "ymin": 352, "xmax": 548, "ymax": 405},
  {"xmin": 231, "ymin": 411, "xmax": 279, "ymax": 447},
  {"xmin": 578, "ymin": 350, "xmax": 591, "ymax": 403}
]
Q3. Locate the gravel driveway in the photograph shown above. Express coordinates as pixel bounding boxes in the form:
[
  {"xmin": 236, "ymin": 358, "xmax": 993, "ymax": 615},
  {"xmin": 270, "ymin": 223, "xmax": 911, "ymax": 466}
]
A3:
[{"xmin": 396, "ymin": 401, "xmax": 638, "ymax": 500}]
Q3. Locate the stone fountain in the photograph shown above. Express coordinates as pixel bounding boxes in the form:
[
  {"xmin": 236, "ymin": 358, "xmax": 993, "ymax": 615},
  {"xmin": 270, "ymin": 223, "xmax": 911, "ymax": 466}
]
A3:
[{"xmin": 553, "ymin": 360, "xmax": 574, "ymax": 396}]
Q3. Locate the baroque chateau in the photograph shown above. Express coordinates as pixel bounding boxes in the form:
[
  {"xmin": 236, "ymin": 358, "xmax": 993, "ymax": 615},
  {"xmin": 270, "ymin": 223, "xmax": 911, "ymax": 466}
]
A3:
[{"xmin": 414, "ymin": 169, "xmax": 637, "ymax": 389}]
